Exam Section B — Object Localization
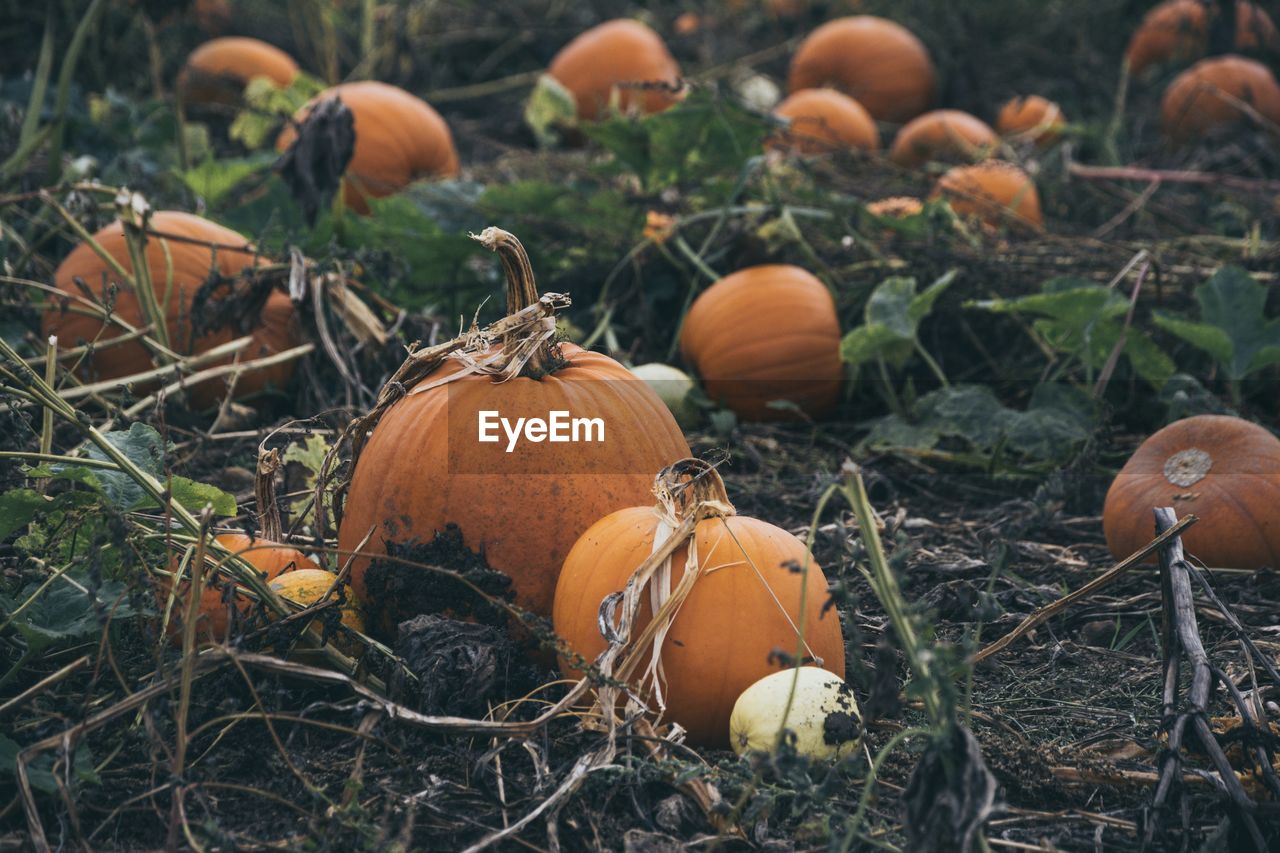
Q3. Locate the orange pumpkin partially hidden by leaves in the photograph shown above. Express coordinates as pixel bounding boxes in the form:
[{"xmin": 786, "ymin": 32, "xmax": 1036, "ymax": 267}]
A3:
[
  {"xmin": 680, "ymin": 265, "xmax": 842, "ymax": 421},
  {"xmin": 1126, "ymin": 0, "xmax": 1278, "ymax": 75},
  {"xmin": 772, "ymin": 89, "xmax": 880, "ymax": 154},
  {"xmin": 1160, "ymin": 54, "xmax": 1280, "ymax": 142},
  {"xmin": 1103, "ymin": 415, "xmax": 1280, "ymax": 570},
  {"xmin": 553, "ymin": 463, "xmax": 846, "ymax": 747},
  {"xmin": 788, "ymin": 16, "xmax": 935, "ymax": 123},
  {"xmin": 162, "ymin": 534, "xmax": 321, "ymax": 642},
  {"xmin": 178, "ymin": 37, "xmax": 299, "ymax": 105},
  {"xmin": 548, "ymin": 19, "xmax": 682, "ymax": 121},
  {"xmin": 997, "ymin": 95, "xmax": 1066, "ymax": 146},
  {"xmin": 930, "ymin": 161, "xmax": 1043, "ymax": 231},
  {"xmin": 889, "ymin": 109, "xmax": 997, "ymax": 168},
  {"xmin": 41, "ymin": 211, "xmax": 299, "ymax": 409},
  {"xmin": 277, "ymin": 81, "xmax": 459, "ymax": 215}
]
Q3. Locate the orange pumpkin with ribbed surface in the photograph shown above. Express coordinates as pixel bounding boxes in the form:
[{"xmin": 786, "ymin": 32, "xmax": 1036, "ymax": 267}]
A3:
[
  {"xmin": 788, "ymin": 16, "xmax": 935, "ymax": 123},
  {"xmin": 772, "ymin": 89, "xmax": 879, "ymax": 154},
  {"xmin": 163, "ymin": 534, "xmax": 321, "ymax": 642},
  {"xmin": 680, "ymin": 265, "xmax": 842, "ymax": 421},
  {"xmin": 931, "ymin": 161, "xmax": 1042, "ymax": 231},
  {"xmin": 1161, "ymin": 54, "xmax": 1280, "ymax": 141},
  {"xmin": 277, "ymin": 81, "xmax": 459, "ymax": 215},
  {"xmin": 548, "ymin": 19, "xmax": 682, "ymax": 121},
  {"xmin": 339, "ymin": 229, "xmax": 690, "ymax": 624},
  {"xmin": 41, "ymin": 211, "xmax": 298, "ymax": 408},
  {"xmin": 178, "ymin": 37, "xmax": 299, "ymax": 105},
  {"xmin": 889, "ymin": 109, "xmax": 997, "ymax": 168},
  {"xmin": 1104, "ymin": 416, "xmax": 1280, "ymax": 570},
  {"xmin": 996, "ymin": 95, "xmax": 1066, "ymax": 146},
  {"xmin": 1126, "ymin": 0, "xmax": 1278, "ymax": 75},
  {"xmin": 553, "ymin": 464, "xmax": 845, "ymax": 747}
]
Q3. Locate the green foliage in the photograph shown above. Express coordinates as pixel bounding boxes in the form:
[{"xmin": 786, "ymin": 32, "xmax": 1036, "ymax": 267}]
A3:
[
  {"xmin": 523, "ymin": 74, "xmax": 578, "ymax": 147},
  {"xmin": 1153, "ymin": 266, "xmax": 1280, "ymax": 382},
  {"xmin": 969, "ymin": 277, "xmax": 1173, "ymax": 386},
  {"xmin": 862, "ymin": 384, "xmax": 1096, "ymax": 470},
  {"xmin": 581, "ymin": 89, "xmax": 770, "ymax": 190},
  {"xmin": 230, "ymin": 72, "xmax": 326, "ymax": 150},
  {"xmin": 0, "ymin": 575, "xmax": 138, "ymax": 652},
  {"xmin": 27, "ymin": 423, "xmax": 235, "ymax": 515},
  {"xmin": 177, "ymin": 152, "xmax": 276, "ymax": 205},
  {"xmin": 282, "ymin": 432, "xmax": 330, "ymax": 525},
  {"xmin": 841, "ymin": 272, "xmax": 956, "ymax": 370},
  {"xmin": 0, "ymin": 489, "xmax": 97, "ymax": 540},
  {"xmin": 0, "ymin": 734, "xmax": 98, "ymax": 794}
]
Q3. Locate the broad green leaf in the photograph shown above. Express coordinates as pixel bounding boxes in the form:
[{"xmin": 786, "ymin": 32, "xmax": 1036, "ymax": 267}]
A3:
[
  {"xmin": 80, "ymin": 422, "xmax": 165, "ymax": 509},
  {"xmin": 169, "ymin": 477, "xmax": 236, "ymax": 516},
  {"xmin": 0, "ymin": 577, "xmax": 138, "ymax": 652},
  {"xmin": 1155, "ymin": 266, "xmax": 1280, "ymax": 381},
  {"xmin": 841, "ymin": 272, "xmax": 955, "ymax": 369},
  {"xmin": 523, "ymin": 73, "xmax": 578, "ymax": 147},
  {"xmin": 177, "ymin": 153, "xmax": 275, "ymax": 205},
  {"xmin": 0, "ymin": 489, "xmax": 98, "ymax": 540}
]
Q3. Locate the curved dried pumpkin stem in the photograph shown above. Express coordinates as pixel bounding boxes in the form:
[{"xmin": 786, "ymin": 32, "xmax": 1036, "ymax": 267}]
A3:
[
  {"xmin": 471, "ymin": 226, "xmax": 551, "ymax": 371},
  {"xmin": 655, "ymin": 457, "xmax": 735, "ymax": 520}
]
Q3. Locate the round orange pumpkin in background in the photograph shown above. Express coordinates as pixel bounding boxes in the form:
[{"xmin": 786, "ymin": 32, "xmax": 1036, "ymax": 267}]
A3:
[
  {"xmin": 996, "ymin": 95, "xmax": 1066, "ymax": 146},
  {"xmin": 1160, "ymin": 54, "xmax": 1280, "ymax": 142},
  {"xmin": 552, "ymin": 465, "xmax": 846, "ymax": 747},
  {"xmin": 930, "ymin": 161, "xmax": 1043, "ymax": 231},
  {"xmin": 178, "ymin": 37, "xmax": 299, "ymax": 105},
  {"xmin": 41, "ymin": 211, "xmax": 299, "ymax": 409},
  {"xmin": 1125, "ymin": 0, "xmax": 1278, "ymax": 76},
  {"xmin": 1103, "ymin": 415, "xmax": 1280, "ymax": 570},
  {"xmin": 771, "ymin": 88, "xmax": 880, "ymax": 154},
  {"xmin": 679, "ymin": 265, "xmax": 843, "ymax": 422},
  {"xmin": 277, "ymin": 81, "xmax": 459, "ymax": 215},
  {"xmin": 888, "ymin": 109, "xmax": 998, "ymax": 168},
  {"xmin": 788, "ymin": 16, "xmax": 936, "ymax": 123},
  {"xmin": 548, "ymin": 19, "xmax": 682, "ymax": 121}
]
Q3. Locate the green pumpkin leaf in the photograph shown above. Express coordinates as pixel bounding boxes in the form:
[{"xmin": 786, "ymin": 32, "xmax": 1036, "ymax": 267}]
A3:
[
  {"xmin": 1154, "ymin": 266, "xmax": 1280, "ymax": 381},
  {"xmin": 841, "ymin": 271, "xmax": 955, "ymax": 369}
]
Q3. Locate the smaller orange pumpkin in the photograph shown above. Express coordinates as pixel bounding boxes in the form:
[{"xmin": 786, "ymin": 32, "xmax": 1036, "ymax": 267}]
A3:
[
  {"xmin": 269, "ymin": 569, "xmax": 366, "ymax": 653},
  {"xmin": 553, "ymin": 461, "xmax": 846, "ymax": 747},
  {"xmin": 788, "ymin": 16, "xmax": 936, "ymax": 123},
  {"xmin": 548, "ymin": 19, "xmax": 683, "ymax": 121},
  {"xmin": 178, "ymin": 37, "xmax": 299, "ymax": 105},
  {"xmin": 930, "ymin": 161, "xmax": 1042, "ymax": 231},
  {"xmin": 771, "ymin": 89, "xmax": 880, "ymax": 154},
  {"xmin": 996, "ymin": 95, "xmax": 1066, "ymax": 146},
  {"xmin": 162, "ymin": 534, "xmax": 322, "ymax": 643},
  {"xmin": 277, "ymin": 81, "xmax": 459, "ymax": 215},
  {"xmin": 1160, "ymin": 54, "xmax": 1280, "ymax": 142},
  {"xmin": 679, "ymin": 265, "xmax": 842, "ymax": 421},
  {"xmin": 1126, "ymin": 0, "xmax": 1278, "ymax": 75},
  {"xmin": 1103, "ymin": 415, "xmax": 1280, "ymax": 570},
  {"xmin": 889, "ymin": 109, "xmax": 998, "ymax": 168}
]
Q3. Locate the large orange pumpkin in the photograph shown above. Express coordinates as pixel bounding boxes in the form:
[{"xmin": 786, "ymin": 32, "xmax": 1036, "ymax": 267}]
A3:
[
  {"xmin": 771, "ymin": 88, "xmax": 880, "ymax": 154},
  {"xmin": 996, "ymin": 95, "xmax": 1066, "ymax": 146},
  {"xmin": 339, "ymin": 229, "xmax": 690, "ymax": 624},
  {"xmin": 888, "ymin": 109, "xmax": 998, "ymax": 168},
  {"xmin": 548, "ymin": 19, "xmax": 682, "ymax": 121},
  {"xmin": 162, "ymin": 533, "xmax": 322, "ymax": 642},
  {"xmin": 679, "ymin": 265, "xmax": 842, "ymax": 421},
  {"xmin": 276, "ymin": 81, "xmax": 459, "ymax": 215},
  {"xmin": 1160, "ymin": 54, "xmax": 1280, "ymax": 141},
  {"xmin": 1126, "ymin": 0, "xmax": 1278, "ymax": 75},
  {"xmin": 177, "ymin": 37, "xmax": 299, "ymax": 105},
  {"xmin": 930, "ymin": 161, "xmax": 1043, "ymax": 231},
  {"xmin": 553, "ymin": 462, "xmax": 846, "ymax": 747},
  {"xmin": 41, "ymin": 211, "xmax": 299, "ymax": 408},
  {"xmin": 1103, "ymin": 415, "xmax": 1280, "ymax": 570},
  {"xmin": 788, "ymin": 16, "xmax": 936, "ymax": 123}
]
